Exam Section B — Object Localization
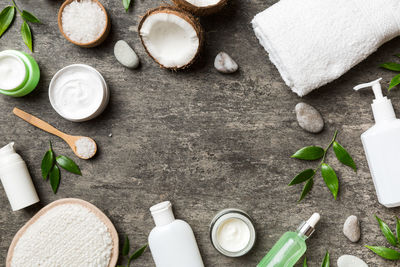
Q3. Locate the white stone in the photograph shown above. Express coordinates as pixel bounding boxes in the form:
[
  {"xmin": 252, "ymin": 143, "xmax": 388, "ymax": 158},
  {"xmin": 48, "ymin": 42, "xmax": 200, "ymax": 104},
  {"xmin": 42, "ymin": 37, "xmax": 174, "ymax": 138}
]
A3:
[
  {"xmin": 343, "ymin": 215, "xmax": 361, "ymax": 242},
  {"xmin": 114, "ymin": 40, "xmax": 140, "ymax": 69},
  {"xmin": 295, "ymin": 102, "xmax": 324, "ymax": 133},
  {"xmin": 214, "ymin": 52, "xmax": 238, "ymax": 73},
  {"xmin": 337, "ymin": 255, "xmax": 368, "ymax": 267}
]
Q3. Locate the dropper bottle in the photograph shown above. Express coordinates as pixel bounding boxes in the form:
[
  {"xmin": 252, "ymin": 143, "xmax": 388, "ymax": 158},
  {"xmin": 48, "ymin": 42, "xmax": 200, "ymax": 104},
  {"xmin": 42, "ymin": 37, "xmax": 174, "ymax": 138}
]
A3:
[
  {"xmin": 354, "ymin": 78, "xmax": 400, "ymax": 207},
  {"xmin": 257, "ymin": 213, "xmax": 320, "ymax": 267}
]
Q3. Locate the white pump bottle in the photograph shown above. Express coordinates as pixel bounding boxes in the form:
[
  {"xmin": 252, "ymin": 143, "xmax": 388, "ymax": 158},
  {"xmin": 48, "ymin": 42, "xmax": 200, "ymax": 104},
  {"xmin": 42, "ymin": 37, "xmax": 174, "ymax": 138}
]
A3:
[
  {"xmin": 354, "ymin": 78, "xmax": 400, "ymax": 207},
  {"xmin": 148, "ymin": 201, "xmax": 204, "ymax": 267}
]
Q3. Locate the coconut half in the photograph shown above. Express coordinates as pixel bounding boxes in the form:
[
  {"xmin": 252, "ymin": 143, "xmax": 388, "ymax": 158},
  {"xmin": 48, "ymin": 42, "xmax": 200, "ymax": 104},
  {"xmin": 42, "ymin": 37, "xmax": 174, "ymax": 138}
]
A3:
[
  {"xmin": 139, "ymin": 6, "xmax": 204, "ymax": 70},
  {"xmin": 171, "ymin": 0, "xmax": 227, "ymax": 16}
]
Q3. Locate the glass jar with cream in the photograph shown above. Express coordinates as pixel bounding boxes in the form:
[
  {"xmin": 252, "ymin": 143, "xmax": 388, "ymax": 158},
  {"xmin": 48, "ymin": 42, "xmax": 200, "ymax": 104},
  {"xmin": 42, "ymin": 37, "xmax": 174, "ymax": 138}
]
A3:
[
  {"xmin": 49, "ymin": 64, "xmax": 109, "ymax": 122},
  {"xmin": 0, "ymin": 50, "xmax": 40, "ymax": 97},
  {"xmin": 210, "ymin": 208, "xmax": 256, "ymax": 257}
]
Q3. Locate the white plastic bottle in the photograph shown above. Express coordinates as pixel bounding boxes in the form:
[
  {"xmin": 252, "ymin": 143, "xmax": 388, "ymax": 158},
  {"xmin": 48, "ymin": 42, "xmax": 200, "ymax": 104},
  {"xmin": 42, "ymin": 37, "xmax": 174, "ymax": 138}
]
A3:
[
  {"xmin": 148, "ymin": 201, "xmax": 204, "ymax": 267},
  {"xmin": 0, "ymin": 142, "xmax": 39, "ymax": 211},
  {"xmin": 354, "ymin": 78, "xmax": 400, "ymax": 207}
]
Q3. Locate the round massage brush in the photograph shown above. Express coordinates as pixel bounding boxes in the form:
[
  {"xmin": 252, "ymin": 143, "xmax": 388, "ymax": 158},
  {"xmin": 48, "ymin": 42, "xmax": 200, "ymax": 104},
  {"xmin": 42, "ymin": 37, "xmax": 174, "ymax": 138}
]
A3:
[
  {"xmin": 6, "ymin": 198, "xmax": 119, "ymax": 267},
  {"xmin": 13, "ymin": 108, "xmax": 97, "ymax": 159},
  {"xmin": 58, "ymin": 0, "xmax": 111, "ymax": 48}
]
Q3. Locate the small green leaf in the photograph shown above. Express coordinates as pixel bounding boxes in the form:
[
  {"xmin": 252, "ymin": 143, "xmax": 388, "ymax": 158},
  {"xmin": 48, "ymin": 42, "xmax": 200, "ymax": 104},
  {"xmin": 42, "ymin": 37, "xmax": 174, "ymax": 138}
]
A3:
[
  {"xmin": 122, "ymin": 0, "xmax": 131, "ymax": 12},
  {"xmin": 49, "ymin": 165, "xmax": 60, "ymax": 194},
  {"xmin": 303, "ymin": 256, "xmax": 308, "ymax": 267},
  {"xmin": 375, "ymin": 215, "xmax": 397, "ymax": 246},
  {"xmin": 365, "ymin": 245, "xmax": 400, "ymax": 260},
  {"xmin": 289, "ymin": 169, "xmax": 315, "ymax": 186},
  {"xmin": 380, "ymin": 63, "xmax": 400, "ymax": 72},
  {"xmin": 291, "ymin": 146, "xmax": 324, "ymax": 160},
  {"xmin": 389, "ymin": 74, "xmax": 400, "ymax": 91},
  {"xmin": 21, "ymin": 21, "xmax": 32, "ymax": 52},
  {"xmin": 0, "ymin": 6, "xmax": 15, "ymax": 38},
  {"xmin": 122, "ymin": 235, "xmax": 130, "ymax": 256},
  {"xmin": 321, "ymin": 251, "xmax": 330, "ymax": 267},
  {"xmin": 21, "ymin": 10, "xmax": 41, "ymax": 23},
  {"xmin": 127, "ymin": 244, "xmax": 147, "ymax": 266},
  {"xmin": 333, "ymin": 141, "xmax": 356, "ymax": 171},
  {"xmin": 321, "ymin": 163, "xmax": 339, "ymax": 200},
  {"xmin": 41, "ymin": 148, "xmax": 55, "ymax": 180},
  {"xmin": 396, "ymin": 217, "xmax": 400, "ymax": 243},
  {"xmin": 56, "ymin": 155, "xmax": 81, "ymax": 175},
  {"xmin": 299, "ymin": 178, "xmax": 313, "ymax": 201}
]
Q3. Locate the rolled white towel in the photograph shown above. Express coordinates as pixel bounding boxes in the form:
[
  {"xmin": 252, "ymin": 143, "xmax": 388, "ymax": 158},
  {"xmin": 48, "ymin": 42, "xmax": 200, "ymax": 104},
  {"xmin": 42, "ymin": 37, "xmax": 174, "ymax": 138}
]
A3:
[{"xmin": 252, "ymin": 0, "xmax": 400, "ymax": 96}]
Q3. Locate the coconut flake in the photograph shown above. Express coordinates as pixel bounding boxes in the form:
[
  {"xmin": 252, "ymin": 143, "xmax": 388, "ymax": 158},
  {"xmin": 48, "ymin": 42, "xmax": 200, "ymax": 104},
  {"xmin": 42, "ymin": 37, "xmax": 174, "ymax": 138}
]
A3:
[{"xmin": 140, "ymin": 11, "xmax": 200, "ymax": 68}]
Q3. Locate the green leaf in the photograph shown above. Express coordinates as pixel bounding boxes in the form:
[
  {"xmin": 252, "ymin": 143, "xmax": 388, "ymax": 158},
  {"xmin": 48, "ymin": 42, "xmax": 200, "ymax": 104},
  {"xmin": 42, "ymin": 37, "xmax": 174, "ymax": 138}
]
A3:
[
  {"xmin": 333, "ymin": 141, "xmax": 356, "ymax": 171},
  {"xmin": 389, "ymin": 73, "xmax": 400, "ymax": 91},
  {"xmin": 375, "ymin": 215, "xmax": 397, "ymax": 246},
  {"xmin": 21, "ymin": 21, "xmax": 32, "ymax": 52},
  {"xmin": 0, "ymin": 6, "xmax": 15, "ymax": 38},
  {"xmin": 122, "ymin": 0, "xmax": 131, "ymax": 12},
  {"xmin": 321, "ymin": 251, "xmax": 330, "ymax": 267},
  {"xmin": 41, "ymin": 147, "xmax": 55, "ymax": 180},
  {"xmin": 291, "ymin": 146, "xmax": 324, "ymax": 160},
  {"xmin": 49, "ymin": 165, "xmax": 60, "ymax": 194},
  {"xmin": 396, "ymin": 217, "xmax": 400, "ymax": 243},
  {"xmin": 122, "ymin": 235, "xmax": 130, "ymax": 256},
  {"xmin": 127, "ymin": 244, "xmax": 147, "ymax": 266},
  {"xmin": 380, "ymin": 63, "xmax": 400, "ymax": 72},
  {"xmin": 321, "ymin": 163, "xmax": 339, "ymax": 200},
  {"xmin": 56, "ymin": 155, "xmax": 81, "ymax": 175},
  {"xmin": 365, "ymin": 245, "xmax": 400, "ymax": 260},
  {"xmin": 303, "ymin": 256, "xmax": 308, "ymax": 267},
  {"xmin": 299, "ymin": 178, "xmax": 313, "ymax": 201},
  {"xmin": 21, "ymin": 10, "xmax": 41, "ymax": 23},
  {"xmin": 289, "ymin": 169, "xmax": 315, "ymax": 186}
]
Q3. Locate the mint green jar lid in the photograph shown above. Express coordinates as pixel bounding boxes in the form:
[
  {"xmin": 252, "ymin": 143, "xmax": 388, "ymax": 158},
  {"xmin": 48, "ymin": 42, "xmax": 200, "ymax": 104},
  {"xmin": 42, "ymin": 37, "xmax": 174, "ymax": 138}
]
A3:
[{"xmin": 0, "ymin": 50, "xmax": 40, "ymax": 97}]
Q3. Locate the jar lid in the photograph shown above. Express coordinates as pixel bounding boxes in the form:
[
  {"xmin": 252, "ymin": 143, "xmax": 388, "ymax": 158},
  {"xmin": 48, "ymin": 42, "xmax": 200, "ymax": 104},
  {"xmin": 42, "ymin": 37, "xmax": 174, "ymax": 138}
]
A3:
[{"xmin": 210, "ymin": 208, "xmax": 256, "ymax": 257}]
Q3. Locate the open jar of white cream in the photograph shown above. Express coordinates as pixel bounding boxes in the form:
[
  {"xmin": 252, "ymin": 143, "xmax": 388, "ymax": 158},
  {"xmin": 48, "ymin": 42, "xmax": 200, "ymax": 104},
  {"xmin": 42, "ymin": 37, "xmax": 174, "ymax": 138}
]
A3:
[
  {"xmin": 210, "ymin": 208, "xmax": 256, "ymax": 257},
  {"xmin": 49, "ymin": 64, "xmax": 109, "ymax": 122}
]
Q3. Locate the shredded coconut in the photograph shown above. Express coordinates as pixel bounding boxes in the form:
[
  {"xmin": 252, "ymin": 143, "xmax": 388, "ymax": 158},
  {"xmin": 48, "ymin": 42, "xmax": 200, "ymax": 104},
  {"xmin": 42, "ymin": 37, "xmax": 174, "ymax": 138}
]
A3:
[
  {"xmin": 61, "ymin": 0, "xmax": 106, "ymax": 44},
  {"xmin": 75, "ymin": 137, "xmax": 96, "ymax": 158},
  {"xmin": 11, "ymin": 204, "xmax": 113, "ymax": 267}
]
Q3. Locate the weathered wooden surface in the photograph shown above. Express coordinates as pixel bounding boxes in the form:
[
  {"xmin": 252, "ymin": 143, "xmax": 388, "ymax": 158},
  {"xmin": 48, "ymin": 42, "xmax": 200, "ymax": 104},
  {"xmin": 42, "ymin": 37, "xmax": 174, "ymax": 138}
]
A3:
[{"xmin": 1, "ymin": 0, "xmax": 400, "ymax": 266}]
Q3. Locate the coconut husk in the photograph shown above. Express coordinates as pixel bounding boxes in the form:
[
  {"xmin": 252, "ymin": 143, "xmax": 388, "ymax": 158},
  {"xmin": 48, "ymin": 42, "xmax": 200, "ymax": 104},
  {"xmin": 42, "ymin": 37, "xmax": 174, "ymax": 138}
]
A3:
[
  {"xmin": 138, "ymin": 6, "xmax": 204, "ymax": 70},
  {"xmin": 171, "ymin": 0, "xmax": 228, "ymax": 16}
]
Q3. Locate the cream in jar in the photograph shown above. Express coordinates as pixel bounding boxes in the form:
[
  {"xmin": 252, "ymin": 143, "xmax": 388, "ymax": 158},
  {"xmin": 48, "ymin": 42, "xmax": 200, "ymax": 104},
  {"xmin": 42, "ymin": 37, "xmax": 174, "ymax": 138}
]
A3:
[
  {"xmin": 0, "ymin": 53, "xmax": 26, "ymax": 90},
  {"xmin": 210, "ymin": 209, "xmax": 256, "ymax": 257},
  {"xmin": 49, "ymin": 64, "xmax": 109, "ymax": 122}
]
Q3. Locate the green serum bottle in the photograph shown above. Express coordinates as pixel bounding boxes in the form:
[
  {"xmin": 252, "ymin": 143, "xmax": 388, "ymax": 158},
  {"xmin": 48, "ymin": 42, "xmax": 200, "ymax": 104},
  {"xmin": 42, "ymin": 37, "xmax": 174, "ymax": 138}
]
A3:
[{"xmin": 257, "ymin": 213, "xmax": 320, "ymax": 267}]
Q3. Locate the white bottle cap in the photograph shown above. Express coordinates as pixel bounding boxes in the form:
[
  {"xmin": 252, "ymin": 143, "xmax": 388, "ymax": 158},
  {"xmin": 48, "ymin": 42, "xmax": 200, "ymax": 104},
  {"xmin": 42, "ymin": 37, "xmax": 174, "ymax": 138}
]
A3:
[
  {"xmin": 297, "ymin": 212, "xmax": 321, "ymax": 238},
  {"xmin": 150, "ymin": 201, "xmax": 175, "ymax": 227},
  {"xmin": 354, "ymin": 78, "xmax": 396, "ymax": 123}
]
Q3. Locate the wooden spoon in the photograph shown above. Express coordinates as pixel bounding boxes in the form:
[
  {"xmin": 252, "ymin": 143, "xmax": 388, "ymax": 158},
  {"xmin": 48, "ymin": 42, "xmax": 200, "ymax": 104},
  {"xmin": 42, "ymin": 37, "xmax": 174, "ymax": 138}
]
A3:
[{"xmin": 13, "ymin": 107, "xmax": 97, "ymax": 159}]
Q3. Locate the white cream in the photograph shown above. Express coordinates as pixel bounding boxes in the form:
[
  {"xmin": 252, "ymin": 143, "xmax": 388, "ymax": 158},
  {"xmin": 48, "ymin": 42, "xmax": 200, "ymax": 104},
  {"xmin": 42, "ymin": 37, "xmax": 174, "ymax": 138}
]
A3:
[
  {"xmin": 50, "ymin": 65, "xmax": 105, "ymax": 121},
  {"xmin": 0, "ymin": 53, "xmax": 26, "ymax": 90},
  {"xmin": 216, "ymin": 218, "xmax": 251, "ymax": 252}
]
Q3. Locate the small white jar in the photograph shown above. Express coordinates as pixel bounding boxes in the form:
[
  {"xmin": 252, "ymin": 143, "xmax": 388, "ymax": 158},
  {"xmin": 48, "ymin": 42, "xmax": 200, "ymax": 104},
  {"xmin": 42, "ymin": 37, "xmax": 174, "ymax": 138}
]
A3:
[
  {"xmin": 49, "ymin": 64, "xmax": 109, "ymax": 122},
  {"xmin": 210, "ymin": 208, "xmax": 256, "ymax": 257}
]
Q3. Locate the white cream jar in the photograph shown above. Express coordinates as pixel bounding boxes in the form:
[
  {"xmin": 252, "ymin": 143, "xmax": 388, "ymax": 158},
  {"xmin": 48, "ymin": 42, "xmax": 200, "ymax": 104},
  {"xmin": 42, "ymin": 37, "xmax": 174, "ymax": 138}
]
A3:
[
  {"xmin": 210, "ymin": 208, "xmax": 256, "ymax": 257},
  {"xmin": 49, "ymin": 64, "xmax": 109, "ymax": 122}
]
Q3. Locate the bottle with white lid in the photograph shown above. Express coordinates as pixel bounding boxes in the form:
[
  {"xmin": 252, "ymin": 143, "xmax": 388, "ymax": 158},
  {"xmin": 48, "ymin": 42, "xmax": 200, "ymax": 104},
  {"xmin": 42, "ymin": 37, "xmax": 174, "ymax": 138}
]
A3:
[
  {"xmin": 354, "ymin": 78, "xmax": 400, "ymax": 207},
  {"xmin": 148, "ymin": 201, "xmax": 204, "ymax": 267},
  {"xmin": 0, "ymin": 142, "xmax": 39, "ymax": 211},
  {"xmin": 257, "ymin": 213, "xmax": 320, "ymax": 267}
]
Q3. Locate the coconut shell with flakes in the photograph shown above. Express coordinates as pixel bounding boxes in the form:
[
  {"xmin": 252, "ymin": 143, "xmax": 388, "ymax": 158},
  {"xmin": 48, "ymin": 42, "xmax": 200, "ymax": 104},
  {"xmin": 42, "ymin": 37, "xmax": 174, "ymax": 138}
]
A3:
[
  {"xmin": 172, "ymin": 0, "xmax": 228, "ymax": 16},
  {"xmin": 138, "ymin": 6, "xmax": 204, "ymax": 70}
]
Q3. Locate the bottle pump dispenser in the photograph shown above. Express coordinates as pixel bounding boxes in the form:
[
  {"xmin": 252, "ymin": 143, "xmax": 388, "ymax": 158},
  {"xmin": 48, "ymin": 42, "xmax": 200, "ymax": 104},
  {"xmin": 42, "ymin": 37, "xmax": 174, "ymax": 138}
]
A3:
[{"xmin": 354, "ymin": 78, "xmax": 400, "ymax": 207}]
